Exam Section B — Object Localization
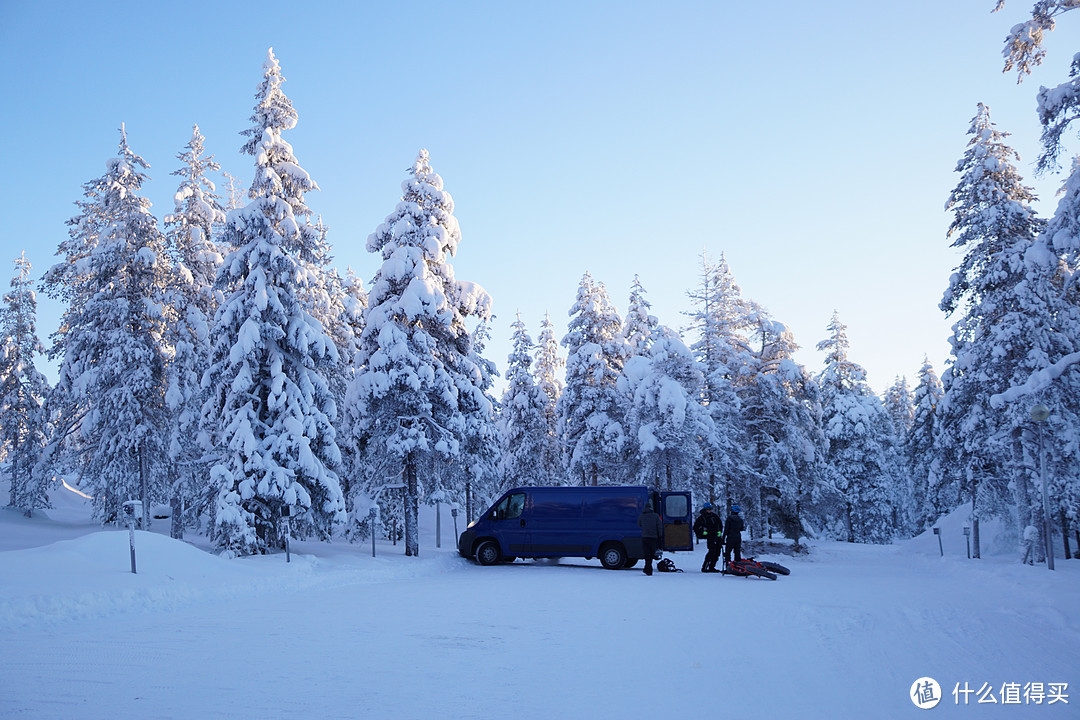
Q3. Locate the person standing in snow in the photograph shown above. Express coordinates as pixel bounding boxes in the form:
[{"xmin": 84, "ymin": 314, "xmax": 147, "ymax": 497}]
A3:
[
  {"xmin": 638, "ymin": 503, "xmax": 663, "ymax": 575},
  {"xmin": 723, "ymin": 505, "xmax": 745, "ymax": 564},
  {"xmin": 693, "ymin": 503, "xmax": 723, "ymax": 573}
]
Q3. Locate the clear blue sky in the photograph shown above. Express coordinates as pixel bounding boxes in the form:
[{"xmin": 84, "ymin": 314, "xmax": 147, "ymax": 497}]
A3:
[{"xmin": 1, "ymin": 0, "xmax": 1074, "ymax": 395}]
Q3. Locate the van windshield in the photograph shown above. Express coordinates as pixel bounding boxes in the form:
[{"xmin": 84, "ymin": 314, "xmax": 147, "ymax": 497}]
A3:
[{"xmin": 492, "ymin": 493, "xmax": 525, "ymax": 521}]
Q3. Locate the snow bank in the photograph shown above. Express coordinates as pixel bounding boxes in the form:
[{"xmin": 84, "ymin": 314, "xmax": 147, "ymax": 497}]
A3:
[{"xmin": 908, "ymin": 504, "xmax": 1018, "ymax": 558}]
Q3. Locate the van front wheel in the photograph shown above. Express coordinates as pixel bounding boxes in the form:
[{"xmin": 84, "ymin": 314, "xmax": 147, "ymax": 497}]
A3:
[
  {"xmin": 476, "ymin": 540, "xmax": 501, "ymax": 566},
  {"xmin": 599, "ymin": 543, "xmax": 627, "ymax": 570}
]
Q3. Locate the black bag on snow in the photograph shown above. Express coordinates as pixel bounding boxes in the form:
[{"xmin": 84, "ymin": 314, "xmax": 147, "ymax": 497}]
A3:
[{"xmin": 656, "ymin": 558, "xmax": 682, "ymax": 573}]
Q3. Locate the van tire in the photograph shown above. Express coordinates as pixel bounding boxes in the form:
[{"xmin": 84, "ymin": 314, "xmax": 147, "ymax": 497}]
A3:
[
  {"xmin": 599, "ymin": 543, "xmax": 627, "ymax": 570},
  {"xmin": 622, "ymin": 558, "xmax": 639, "ymax": 569},
  {"xmin": 476, "ymin": 540, "xmax": 501, "ymax": 566}
]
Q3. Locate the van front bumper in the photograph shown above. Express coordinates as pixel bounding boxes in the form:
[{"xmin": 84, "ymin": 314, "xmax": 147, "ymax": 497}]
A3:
[{"xmin": 458, "ymin": 529, "xmax": 476, "ymax": 558}]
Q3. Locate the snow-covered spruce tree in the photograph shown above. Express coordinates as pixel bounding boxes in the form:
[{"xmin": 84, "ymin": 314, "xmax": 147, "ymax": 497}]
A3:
[
  {"xmin": 327, "ymin": 265, "xmax": 368, "ymax": 527},
  {"xmin": 0, "ymin": 253, "xmax": 51, "ymax": 515},
  {"xmin": 240, "ymin": 52, "xmax": 352, "ymax": 418},
  {"xmin": 303, "ymin": 217, "xmax": 364, "ymax": 416},
  {"xmin": 162, "ymin": 124, "xmax": 226, "ymax": 538},
  {"xmin": 1034, "ymin": 158, "xmax": 1080, "ymax": 551},
  {"xmin": 994, "ymin": 188, "xmax": 1080, "ymax": 560},
  {"xmin": 557, "ymin": 273, "xmax": 628, "ymax": 486},
  {"xmin": 39, "ymin": 137, "xmax": 118, "ymax": 484},
  {"xmin": 497, "ymin": 314, "xmax": 552, "ymax": 489},
  {"xmin": 908, "ymin": 357, "xmax": 945, "ymax": 528},
  {"xmin": 882, "ymin": 374, "xmax": 918, "ymax": 536},
  {"xmin": 533, "ymin": 313, "xmax": 566, "ymax": 482},
  {"xmin": 816, "ymin": 312, "xmax": 899, "ymax": 543},
  {"xmin": 617, "ymin": 276, "xmax": 658, "ymax": 482},
  {"xmin": 619, "ymin": 326, "xmax": 715, "ymax": 492},
  {"xmin": 346, "ymin": 149, "xmax": 492, "ymax": 556},
  {"xmin": 1048, "ymin": 155, "xmax": 1080, "ymax": 274},
  {"xmin": 883, "ymin": 376, "xmax": 914, "ymax": 439},
  {"xmin": 44, "ymin": 127, "xmax": 171, "ymax": 527},
  {"xmin": 201, "ymin": 50, "xmax": 345, "ymax": 556},
  {"xmin": 682, "ymin": 250, "xmax": 751, "ymax": 505},
  {"xmin": 938, "ymin": 104, "xmax": 1057, "ymax": 555},
  {"xmin": 456, "ymin": 317, "xmax": 501, "ymax": 520},
  {"xmin": 739, "ymin": 310, "xmax": 826, "ymax": 545},
  {"xmin": 623, "ymin": 274, "xmax": 658, "ymax": 357}
]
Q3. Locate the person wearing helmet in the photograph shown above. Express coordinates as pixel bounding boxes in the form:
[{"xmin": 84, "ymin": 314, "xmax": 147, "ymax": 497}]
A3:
[
  {"xmin": 693, "ymin": 503, "xmax": 723, "ymax": 573},
  {"xmin": 723, "ymin": 504, "xmax": 745, "ymax": 563}
]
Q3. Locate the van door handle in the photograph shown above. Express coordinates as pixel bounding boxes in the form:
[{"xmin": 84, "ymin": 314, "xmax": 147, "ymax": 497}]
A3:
[{"xmin": 520, "ymin": 519, "xmax": 526, "ymax": 528}]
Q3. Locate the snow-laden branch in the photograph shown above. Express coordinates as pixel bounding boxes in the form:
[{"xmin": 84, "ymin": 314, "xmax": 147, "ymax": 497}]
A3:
[{"xmin": 990, "ymin": 350, "xmax": 1080, "ymax": 406}]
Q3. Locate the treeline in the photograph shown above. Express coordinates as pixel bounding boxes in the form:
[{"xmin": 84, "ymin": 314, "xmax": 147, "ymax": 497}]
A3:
[{"xmin": 3, "ymin": 6, "xmax": 1080, "ymax": 560}]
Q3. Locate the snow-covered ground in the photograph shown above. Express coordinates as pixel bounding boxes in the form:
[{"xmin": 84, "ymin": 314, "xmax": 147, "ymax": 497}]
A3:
[{"xmin": 2, "ymin": 483, "xmax": 1078, "ymax": 720}]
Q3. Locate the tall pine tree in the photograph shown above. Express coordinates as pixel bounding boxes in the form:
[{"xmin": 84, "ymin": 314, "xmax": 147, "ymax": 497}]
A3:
[
  {"xmin": 938, "ymin": 104, "xmax": 1049, "ymax": 555},
  {"xmin": 682, "ymin": 251, "xmax": 750, "ymax": 505},
  {"xmin": 817, "ymin": 312, "xmax": 897, "ymax": 543},
  {"xmin": 44, "ymin": 126, "xmax": 171, "ymax": 527},
  {"xmin": 0, "ymin": 253, "xmax": 51, "ymax": 515},
  {"xmin": 202, "ymin": 49, "xmax": 345, "ymax": 556},
  {"xmin": 533, "ymin": 313, "xmax": 566, "ymax": 484},
  {"xmin": 498, "ymin": 314, "xmax": 552, "ymax": 489},
  {"xmin": 162, "ymin": 124, "xmax": 226, "ymax": 538},
  {"xmin": 908, "ymin": 357, "xmax": 944, "ymax": 528},
  {"xmin": 346, "ymin": 149, "xmax": 493, "ymax": 556},
  {"xmin": 557, "ymin": 273, "xmax": 627, "ymax": 486}
]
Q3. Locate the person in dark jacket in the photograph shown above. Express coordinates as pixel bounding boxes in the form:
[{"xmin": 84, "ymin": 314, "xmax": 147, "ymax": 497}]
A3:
[
  {"xmin": 723, "ymin": 505, "xmax": 745, "ymax": 563},
  {"xmin": 637, "ymin": 504, "xmax": 663, "ymax": 575},
  {"xmin": 692, "ymin": 503, "xmax": 723, "ymax": 573}
]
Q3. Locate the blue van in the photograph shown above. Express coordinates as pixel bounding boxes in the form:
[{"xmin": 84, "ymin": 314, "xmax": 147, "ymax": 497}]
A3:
[{"xmin": 457, "ymin": 486, "xmax": 693, "ymax": 569}]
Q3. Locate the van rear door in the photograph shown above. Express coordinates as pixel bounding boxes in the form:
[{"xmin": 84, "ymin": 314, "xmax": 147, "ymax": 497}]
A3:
[{"xmin": 659, "ymin": 491, "xmax": 693, "ymax": 551}]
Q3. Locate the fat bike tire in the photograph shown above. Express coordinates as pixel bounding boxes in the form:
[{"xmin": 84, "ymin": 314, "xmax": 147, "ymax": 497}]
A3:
[
  {"xmin": 760, "ymin": 561, "xmax": 790, "ymax": 575},
  {"xmin": 743, "ymin": 565, "xmax": 778, "ymax": 580}
]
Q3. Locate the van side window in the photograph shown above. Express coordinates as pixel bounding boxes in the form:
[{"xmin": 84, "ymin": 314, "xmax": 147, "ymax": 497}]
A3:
[
  {"xmin": 492, "ymin": 492, "xmax": 525, "ymax": 521},
  {"xmin": 664, "ymin": 494, "xmax": 688, "ymax": 519}
]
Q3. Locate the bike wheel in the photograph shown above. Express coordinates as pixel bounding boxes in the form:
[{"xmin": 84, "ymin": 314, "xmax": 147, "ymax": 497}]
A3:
[
  {"xmin": 743, "ymin": 565, "xmax": 777, "ymax": 580},
  {"xmin": 760, "ymin": 561, "xmax": 790, "ymax": 575}
]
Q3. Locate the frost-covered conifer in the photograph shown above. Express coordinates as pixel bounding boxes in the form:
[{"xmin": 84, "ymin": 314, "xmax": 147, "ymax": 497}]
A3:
[
  {"xmin": 497, "ymin": 315, "xmax": 551, "ymax": 489},
  {"xmin": 0, "ymin": 253, "xmax": 51, "ymax": 515},
  {"xmin": 618, "ymin": 276, "xmax": 659, "ymax": 478},
  {"xmin": 346, "ymin": 149, "xmax": 492, "ymax": 556},
  {"xmin": 739, "ymin": 311, "xmax": 825, "ymax": 544},
  {"xmin": 456, "ymin": 317, "xmax": 500, "ymax": 520},
  {"xmin": 908, "ymin": 358, "xmax": 945, "ymax": 528},
  {"xmin": 619, "ymin": 326, "xmax": 715, "ymax": 491},
  {"xmin": 623, "ymin": 275, "xmax": 658, "ymax": 357},
  {"xmin": 883, "ymin": 376, "xmax": 914, "ymax": 439},
  {"xmin": 557, "ymin": 273, "xmax": 627, "ymax": 486},
  {"xmin": 938, "ymin": 104, "xmax": 1057, "ymax": 552},
  {"xmin": 533, "ymin": 313, "xmax": 566, "ymax": 481},
  {"xmin": 44, "ymin": 127, "xmax": 171, "ymax": 527},
  {"xmin": 300, "ymin": 217, "xmax": 363, "ymax": 415},
  {"xmin": 202, "ymin": 50, "xmax": 345, "ymax": 555},
  {"xmin": 817, "ymin": 312, "xmax": 898, "ymax": 543},
  {"xmin": 682, "ymin": 251, "xmax": 751, "ymax": 504},
  {"xmin": 162, "ymin": 125, "xmax": 226, "ymax": 538}
]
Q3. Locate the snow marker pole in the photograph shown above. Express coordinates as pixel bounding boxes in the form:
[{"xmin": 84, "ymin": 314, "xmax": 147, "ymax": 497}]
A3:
[{"xmin": 370, "ymin": 507, "xmax": 378, "ymax": 558}]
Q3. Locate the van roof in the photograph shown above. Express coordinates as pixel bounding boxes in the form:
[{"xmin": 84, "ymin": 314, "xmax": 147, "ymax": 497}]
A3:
[{"xmin": 503, "ymin": 486, "xmax": 651, "ymax": 494}]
